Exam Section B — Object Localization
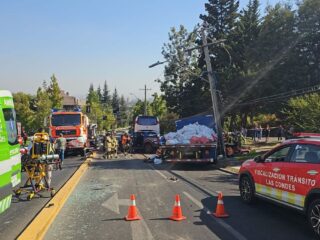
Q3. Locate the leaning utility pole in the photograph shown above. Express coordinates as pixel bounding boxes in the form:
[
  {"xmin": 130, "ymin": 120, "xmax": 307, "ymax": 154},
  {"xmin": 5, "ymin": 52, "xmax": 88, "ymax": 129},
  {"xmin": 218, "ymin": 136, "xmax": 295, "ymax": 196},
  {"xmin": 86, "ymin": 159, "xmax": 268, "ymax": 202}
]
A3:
[
  {"xmin": 201, "ymin": 28, "xmax": 225, "ymax": 156},
  {"xmin": 140, "ymin": 85, "xmax": 151, "ymax": 115}
]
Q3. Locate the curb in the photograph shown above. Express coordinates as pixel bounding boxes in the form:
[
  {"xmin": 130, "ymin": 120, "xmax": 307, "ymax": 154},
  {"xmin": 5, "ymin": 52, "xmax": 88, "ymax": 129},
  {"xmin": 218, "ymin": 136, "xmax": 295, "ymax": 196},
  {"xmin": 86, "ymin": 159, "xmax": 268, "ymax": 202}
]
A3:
[
  {"xmin": 219, "ymin": 166, "xmax": 240, "ymax": 175},
  {"xmin": 17, "ymin": 154, "xmax": 94, "ymax": 240}
]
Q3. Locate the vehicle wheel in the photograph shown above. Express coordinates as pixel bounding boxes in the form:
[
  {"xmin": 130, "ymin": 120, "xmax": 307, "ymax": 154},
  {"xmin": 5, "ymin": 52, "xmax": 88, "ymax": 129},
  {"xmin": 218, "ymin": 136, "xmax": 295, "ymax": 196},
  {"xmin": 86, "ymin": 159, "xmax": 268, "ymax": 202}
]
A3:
[
  {"xmin": 308, "ymin": 199, "xmax": 320, "ymax": 238},
  {"xmin": 14, "ymin": 189, "xmax": 21, "ymax": 197},
  {"xmin": 27, "ymin": 192, "xmax": 34, "ymax": 201},
  {"xmin": 50, "ymin": 189, "xmax": 56, "ymax": 197},
  {"xmin": 239, "ymin": 175, "xmax": 255, "ymax": 204},
  {"xmin": 144, "ymin": 143, "xmax": 153, "ymax": 154},
  {"xmin": 80, "ymin": 149, "xmax": 85, "ymax": 157}
]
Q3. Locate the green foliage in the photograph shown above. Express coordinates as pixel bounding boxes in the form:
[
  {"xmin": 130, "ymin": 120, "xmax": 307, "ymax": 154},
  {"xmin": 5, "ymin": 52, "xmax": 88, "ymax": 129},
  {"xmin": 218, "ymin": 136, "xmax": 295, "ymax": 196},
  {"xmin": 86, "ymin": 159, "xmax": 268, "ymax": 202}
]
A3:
[
  {"xmin": 112, "ymin": 88, "xmax": 120, "ymax": 112},
  {"xmin": 118, "ymin": 95, "xmax": 128, "ymax": 127},
  {"xmin": 34, "ymin": 84, "xmax": 52, "ymax": 131},
  {"xmin": 158, "ymin": 0, "xmax": 320, "ymax": 132},
  {"xmin": 158, "ymin": 25, "xmax": 210, "ymax": 117},
  {"xmin": 85, "ymin": 83, "xmax": 116, "ymax": 130},
  {"xmin": 12, "ymin": 92, "xmax": 35, "ymax": 132},
  {"xmin": 283, "ymin": 93, "xmax": 320, "ymax": 132},
  {"xmin": 48, "ymin": 74, "xmax": 63, "ymax": 109},
  {"xmin": 102, "ymin": 80, "xmax": 111, "ymax": 106}
]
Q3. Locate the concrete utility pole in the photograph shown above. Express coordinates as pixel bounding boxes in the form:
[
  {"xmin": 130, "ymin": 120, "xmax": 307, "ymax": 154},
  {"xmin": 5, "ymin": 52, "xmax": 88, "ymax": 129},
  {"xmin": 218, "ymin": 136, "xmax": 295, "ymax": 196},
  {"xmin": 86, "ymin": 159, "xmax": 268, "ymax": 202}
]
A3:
[
  {"xmin": 201, "ymin": 28, "xmax": 225, "ymax": 156},
  {"xmin": 140, "ymin": 85, "xmax": 151, "ymax": 115}
]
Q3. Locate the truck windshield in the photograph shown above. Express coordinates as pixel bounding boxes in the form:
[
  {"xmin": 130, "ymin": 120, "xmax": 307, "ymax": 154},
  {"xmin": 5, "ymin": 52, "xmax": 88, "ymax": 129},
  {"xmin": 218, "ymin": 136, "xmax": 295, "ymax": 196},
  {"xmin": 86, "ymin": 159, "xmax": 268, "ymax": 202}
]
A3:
[
  {"xmin": 51, "ymin": 114, "xmax": 81, "ymax": 126},
  {"xmin": 2, "ymin": 108, "xmax": 18, "ymax": 145}
]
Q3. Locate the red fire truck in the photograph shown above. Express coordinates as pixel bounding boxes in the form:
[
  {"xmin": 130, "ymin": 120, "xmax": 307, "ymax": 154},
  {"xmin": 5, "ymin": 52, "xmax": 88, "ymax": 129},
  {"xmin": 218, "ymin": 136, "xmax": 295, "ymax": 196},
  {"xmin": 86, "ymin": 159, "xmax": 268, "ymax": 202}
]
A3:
[{"xmin": 48, "ymin": 109, "xmax": 89, "ymax": 156}]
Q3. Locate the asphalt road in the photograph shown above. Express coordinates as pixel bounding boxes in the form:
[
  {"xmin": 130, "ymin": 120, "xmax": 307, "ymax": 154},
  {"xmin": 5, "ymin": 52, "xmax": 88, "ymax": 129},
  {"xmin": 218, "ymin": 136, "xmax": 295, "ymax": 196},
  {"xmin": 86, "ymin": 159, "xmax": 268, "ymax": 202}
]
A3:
[
  {"xmin": 44, "ymin": 154, "xmax": 316, "ymax": 240},
  {"xmin": 0, "ymin": 155, "xmax": 85, "ymax": 240}
]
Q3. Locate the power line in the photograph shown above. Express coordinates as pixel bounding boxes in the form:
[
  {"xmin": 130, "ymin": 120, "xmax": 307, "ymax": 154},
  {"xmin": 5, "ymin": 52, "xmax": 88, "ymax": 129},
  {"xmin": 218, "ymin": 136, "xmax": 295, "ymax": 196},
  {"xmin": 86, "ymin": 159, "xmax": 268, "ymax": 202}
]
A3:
[{"xmin": 237, "ymin": 84, "xmax": 320, "ymax": 106}]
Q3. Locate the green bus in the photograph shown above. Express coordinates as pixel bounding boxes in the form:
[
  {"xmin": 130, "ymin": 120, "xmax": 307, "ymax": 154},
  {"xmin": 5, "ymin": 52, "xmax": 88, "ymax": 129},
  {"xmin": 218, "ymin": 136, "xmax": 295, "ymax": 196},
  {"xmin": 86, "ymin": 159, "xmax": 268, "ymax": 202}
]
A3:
[{"xmin": 0, "ymin": 90, "xmax": 21, "ymax": 214}]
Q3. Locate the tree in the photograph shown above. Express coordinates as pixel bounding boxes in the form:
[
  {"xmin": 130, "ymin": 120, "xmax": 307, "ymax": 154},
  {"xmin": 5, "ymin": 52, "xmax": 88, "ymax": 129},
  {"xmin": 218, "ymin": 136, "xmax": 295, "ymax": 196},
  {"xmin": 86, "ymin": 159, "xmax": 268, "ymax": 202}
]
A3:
[
  {"xmin": 97, "ymin": 85, "xmax": 102, "ymax": 102},
  {"xmin": 84, "ymin": 83, "xmax": 115, "ymax": 130},
  {"xmin": 112, "ymin": 88, "xmax": 120, "ymax": 113},
  {"xmin": 86, "ymin": 84, "xmax": 99, "ymax": 104},
  {"xmin": 33, "ymin": 83, "xmax": 52, "ymax": 131},
  {"xmin": 283, "ymin": 93, "xmax": 320, "ymax": 132},
  {"xmin": 223, "ymin": 0, "xmax": 261, "ymax": 127},
  {"xmin": 48, "ymin": 74, "xmax": 63, "ymax": 109},
  {"xmin": 199, "ymin": 0, "xmax": 239, "ymax": 71},
  {"xmin": 102, "ymin": 80, "xmax": 111, "ymax": 106},
  {"xmin": 119, "ymin": 95, "xmax": 128, "ymax": 127},
  {"xmin": 13, "ymin": 92, "xmax": 35, "ymax": 132},
  {"xmin": 295, "ymin": 0, "xmax": 320, "ymax": 86},
  {"xmin": 150, "ymin": 93, "xmax": 167, "ymax": 119},
  {"xmin": 158, "ymin": 25, "xmax": 208, "ymax": 117}
]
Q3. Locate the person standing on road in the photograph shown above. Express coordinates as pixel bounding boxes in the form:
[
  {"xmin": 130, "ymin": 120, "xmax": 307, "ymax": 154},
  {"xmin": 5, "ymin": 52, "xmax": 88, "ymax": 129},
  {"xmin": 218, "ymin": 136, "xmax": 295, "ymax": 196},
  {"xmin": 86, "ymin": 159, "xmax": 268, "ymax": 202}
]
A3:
[
  {"xmin": 103, "ymin": 132, "xmax": 112, "ymax": 159},
  {"xmin": 111, "ymin": 132, "xmax": 118, "ymax": 158},
  {"xmin": 22, "ymin": 128, "xmax": 28, "ymax": 145},
  {"xmin": 253, "ymin": 124, "xmax": 258, "ymax": 142},
  {"xmin": 258, "ymin": 125, "xmax": 263, "ymax": 141},
  {"xmin": 277, "ymin": 125, "xmax": 284, "ymax": 141},
  {"xmin": 265, "ymin": 124, "xmax": 271, "ymax": 142},
  {"xmin": 121, "ymin": 132, "xmax": 131, "ymax": 155},
  {"xmin": 55, "ymin": 133, "xmax": 66, "ymax": 168}
]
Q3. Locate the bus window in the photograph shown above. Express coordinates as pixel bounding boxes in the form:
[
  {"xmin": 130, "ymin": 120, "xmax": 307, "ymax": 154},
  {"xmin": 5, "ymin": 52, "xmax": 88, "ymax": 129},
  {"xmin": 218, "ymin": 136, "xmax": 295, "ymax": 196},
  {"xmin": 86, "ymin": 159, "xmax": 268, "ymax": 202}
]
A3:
[
  {"xmin": 2, "ymin": 108, "xmax": 18, "ymax": 145},
  {"xmin": 137, "ymin": 116, "xmax": 158, "ymax": 125}
]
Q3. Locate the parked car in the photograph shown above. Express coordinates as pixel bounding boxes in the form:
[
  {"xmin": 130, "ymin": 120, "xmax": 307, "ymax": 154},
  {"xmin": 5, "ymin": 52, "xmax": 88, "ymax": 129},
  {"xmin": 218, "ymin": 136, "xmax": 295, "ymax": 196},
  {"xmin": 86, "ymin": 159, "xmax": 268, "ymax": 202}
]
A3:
[{"xmin": 239, "ymin": 135, "xmax": 320, "ymax": 237}]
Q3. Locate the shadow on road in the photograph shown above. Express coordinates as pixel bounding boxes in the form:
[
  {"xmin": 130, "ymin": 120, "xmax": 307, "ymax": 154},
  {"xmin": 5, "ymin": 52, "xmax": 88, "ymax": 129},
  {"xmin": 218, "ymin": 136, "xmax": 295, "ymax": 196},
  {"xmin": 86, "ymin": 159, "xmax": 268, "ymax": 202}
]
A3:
[{"xmin": 196, "ymin": 195, "xmax": 315, "ymax": 240}]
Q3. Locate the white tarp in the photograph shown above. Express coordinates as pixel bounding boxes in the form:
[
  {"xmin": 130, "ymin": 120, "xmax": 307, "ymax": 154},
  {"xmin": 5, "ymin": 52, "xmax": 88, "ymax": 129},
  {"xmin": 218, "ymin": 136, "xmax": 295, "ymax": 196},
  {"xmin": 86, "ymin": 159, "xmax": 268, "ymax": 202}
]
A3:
[{"xmin": 164, "ymin": 123, "xmax": 217, "ymax": 145}]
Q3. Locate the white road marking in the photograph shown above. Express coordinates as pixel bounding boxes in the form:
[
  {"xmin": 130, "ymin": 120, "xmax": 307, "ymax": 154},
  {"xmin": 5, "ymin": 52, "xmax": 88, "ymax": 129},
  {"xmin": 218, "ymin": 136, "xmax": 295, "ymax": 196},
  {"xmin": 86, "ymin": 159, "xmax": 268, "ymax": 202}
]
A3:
[
  {"xmin": 148, "ymin": 164, "xmax": 169, "ymax": 181},
  {"xmin": 131, "ymin": 216, "xmax": 154, "ymax": 240},
  {"xmin": 101, "ymin": 192, "xmax": 130, "ymax": 214},
  {"xmin": 183, "ymin": 191, "xmax": 247, "ymax": 240}
]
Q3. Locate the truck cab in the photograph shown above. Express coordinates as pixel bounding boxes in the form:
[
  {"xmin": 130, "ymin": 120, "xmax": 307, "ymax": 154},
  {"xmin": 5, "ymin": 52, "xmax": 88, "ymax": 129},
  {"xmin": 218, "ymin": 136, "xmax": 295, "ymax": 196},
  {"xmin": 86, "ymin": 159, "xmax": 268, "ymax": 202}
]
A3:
[{"xmin": 49, "ymin": 109, "xmax": 89, "ymax": 156}]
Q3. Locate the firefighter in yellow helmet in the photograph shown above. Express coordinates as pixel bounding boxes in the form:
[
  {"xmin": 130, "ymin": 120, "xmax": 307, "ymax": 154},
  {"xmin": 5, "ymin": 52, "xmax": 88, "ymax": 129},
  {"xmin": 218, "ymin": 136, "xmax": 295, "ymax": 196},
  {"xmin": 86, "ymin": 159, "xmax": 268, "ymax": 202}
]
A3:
[
  {"xmin": 103, "ymin": 132, "xmax": 112, "ymax": 159},
  {"xmin": 111, "ymin": 131, "xmax": 118, "ymax": 158}
]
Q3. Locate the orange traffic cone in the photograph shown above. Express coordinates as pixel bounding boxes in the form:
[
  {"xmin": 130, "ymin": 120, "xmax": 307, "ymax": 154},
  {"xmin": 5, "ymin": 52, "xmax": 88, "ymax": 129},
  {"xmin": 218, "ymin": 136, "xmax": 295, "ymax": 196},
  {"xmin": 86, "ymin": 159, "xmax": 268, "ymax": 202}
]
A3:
[
  {"xmin": 125, "ymin": 194, "xmax": 141, "ymax": 221},
  {"xmin": 213, "ymin": 192, "xmax": 229, "ymax": 218},
  {"xmin": 170, "ymin": 194, "xmax": 186, "ymax": 221}
]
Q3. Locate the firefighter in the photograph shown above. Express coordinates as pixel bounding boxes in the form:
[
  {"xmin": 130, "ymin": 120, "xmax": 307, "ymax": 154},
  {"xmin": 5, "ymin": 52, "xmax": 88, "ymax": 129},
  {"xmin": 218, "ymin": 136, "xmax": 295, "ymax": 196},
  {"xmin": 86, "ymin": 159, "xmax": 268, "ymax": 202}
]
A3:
[
  {"xmin": 103, "ymin": 132, "xmax": 112, "ymax": 159},
  {"xmin": 111, "ymin": 132, "xmax": 118, "ymax": 158}
]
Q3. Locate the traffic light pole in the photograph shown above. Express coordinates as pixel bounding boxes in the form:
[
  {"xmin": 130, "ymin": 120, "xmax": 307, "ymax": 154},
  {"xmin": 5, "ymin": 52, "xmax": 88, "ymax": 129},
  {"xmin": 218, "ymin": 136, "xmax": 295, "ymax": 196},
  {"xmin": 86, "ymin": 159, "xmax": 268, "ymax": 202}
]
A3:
[{"xmin": 201, "ymin": 28, "xmax": 225, "ymax": 157}]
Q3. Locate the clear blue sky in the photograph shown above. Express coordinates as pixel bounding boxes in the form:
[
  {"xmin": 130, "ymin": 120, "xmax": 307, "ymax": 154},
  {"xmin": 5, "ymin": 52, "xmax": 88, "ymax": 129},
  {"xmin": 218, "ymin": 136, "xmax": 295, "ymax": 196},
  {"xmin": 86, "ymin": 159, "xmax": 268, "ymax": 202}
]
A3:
[{"xmin": 0, "ymin": 0, "xmax": 280, "ymax": 100}]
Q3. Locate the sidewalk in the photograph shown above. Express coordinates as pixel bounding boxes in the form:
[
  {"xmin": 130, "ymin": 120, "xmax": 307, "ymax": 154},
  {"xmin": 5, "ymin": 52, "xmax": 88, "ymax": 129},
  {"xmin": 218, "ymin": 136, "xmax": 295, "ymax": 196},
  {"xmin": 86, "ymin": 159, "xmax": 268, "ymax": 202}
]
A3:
[{"xmin": 219, "ymin": 138, "xmax": 280, "ymax": 175}]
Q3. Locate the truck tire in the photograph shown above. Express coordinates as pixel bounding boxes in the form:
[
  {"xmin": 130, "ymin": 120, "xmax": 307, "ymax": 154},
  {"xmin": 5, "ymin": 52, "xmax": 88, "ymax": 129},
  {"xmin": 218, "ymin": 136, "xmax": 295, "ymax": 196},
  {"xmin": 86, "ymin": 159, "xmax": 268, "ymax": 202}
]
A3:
[{"xmin": 80, "ymin": 149, "xmax": 85, "ymax": 157}]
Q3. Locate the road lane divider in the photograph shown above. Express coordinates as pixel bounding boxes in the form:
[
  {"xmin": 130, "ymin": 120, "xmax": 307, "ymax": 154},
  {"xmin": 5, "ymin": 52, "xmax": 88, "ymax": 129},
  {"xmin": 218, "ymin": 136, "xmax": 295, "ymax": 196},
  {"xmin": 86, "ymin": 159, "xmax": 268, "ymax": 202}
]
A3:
[{"xmin": 17, "ymin": 154, "xmax": 94, "ymax": 240}]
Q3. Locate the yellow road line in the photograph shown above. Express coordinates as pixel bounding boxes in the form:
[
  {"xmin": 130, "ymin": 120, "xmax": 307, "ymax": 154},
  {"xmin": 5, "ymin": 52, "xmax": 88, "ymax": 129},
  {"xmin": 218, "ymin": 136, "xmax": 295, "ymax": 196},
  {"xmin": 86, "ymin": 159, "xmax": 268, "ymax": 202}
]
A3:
[{"xmin": 18, "ymin": 154, "xmax": 94, "ymax": 240}]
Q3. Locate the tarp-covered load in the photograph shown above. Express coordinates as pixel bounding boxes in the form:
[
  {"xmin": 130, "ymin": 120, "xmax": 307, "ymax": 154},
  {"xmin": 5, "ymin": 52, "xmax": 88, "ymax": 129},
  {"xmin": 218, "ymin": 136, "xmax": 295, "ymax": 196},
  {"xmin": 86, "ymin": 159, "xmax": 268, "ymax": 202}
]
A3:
[{"xmin": 164, "ymin": 123, "xmax": 217, "ymax": 145}]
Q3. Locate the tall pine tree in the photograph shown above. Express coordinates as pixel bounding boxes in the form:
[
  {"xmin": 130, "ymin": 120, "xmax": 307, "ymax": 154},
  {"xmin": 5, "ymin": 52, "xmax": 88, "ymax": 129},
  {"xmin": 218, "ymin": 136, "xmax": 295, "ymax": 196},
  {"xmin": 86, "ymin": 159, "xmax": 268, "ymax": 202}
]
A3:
[
  {"xmin": 48, "ymin": 74, "xmax": 63, "ymax": 109},
  {"xmin": 112, "ymin": 88, "xmax": 120, "ymax": 113},
  {"xmin": 102, "ymin": 80, "xmax": 111, "ymax": 106}
]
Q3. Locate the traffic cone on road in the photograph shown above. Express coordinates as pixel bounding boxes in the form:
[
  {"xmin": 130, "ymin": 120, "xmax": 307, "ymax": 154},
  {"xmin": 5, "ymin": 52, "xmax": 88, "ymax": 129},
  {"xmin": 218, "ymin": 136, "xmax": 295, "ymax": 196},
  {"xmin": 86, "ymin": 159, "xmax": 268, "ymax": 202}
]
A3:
[
  {"xmin": 125, "ymin": 194, "xmax": 141, "ymax": 221},
  {"xmin": 213, "ymin": 192, "xmax": 229, "ymax": 218},
  {"xmin": 170, "ymin": 194, "xmax": 186, "ymax": 221}
]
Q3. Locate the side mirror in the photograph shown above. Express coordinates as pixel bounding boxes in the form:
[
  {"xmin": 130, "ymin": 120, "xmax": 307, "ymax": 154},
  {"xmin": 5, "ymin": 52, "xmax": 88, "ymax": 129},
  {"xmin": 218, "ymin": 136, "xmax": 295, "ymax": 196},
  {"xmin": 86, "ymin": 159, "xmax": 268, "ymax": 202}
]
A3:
[{"xmin": 254, "ymin": 155, "xmax": 264, "ymax": 163}]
